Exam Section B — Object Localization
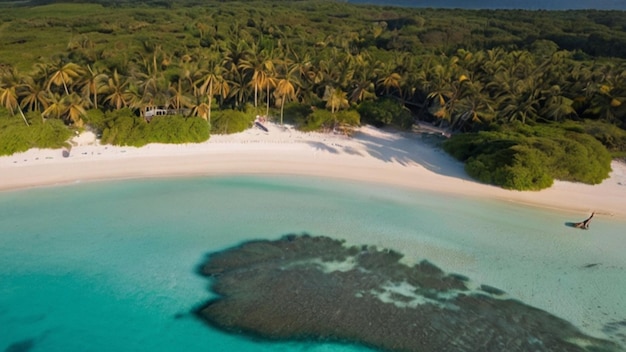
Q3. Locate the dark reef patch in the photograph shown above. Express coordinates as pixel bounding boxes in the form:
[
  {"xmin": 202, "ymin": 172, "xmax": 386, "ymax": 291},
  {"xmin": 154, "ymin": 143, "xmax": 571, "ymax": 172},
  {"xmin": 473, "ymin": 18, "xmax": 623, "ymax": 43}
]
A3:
[
  {"xmin": 604, "ymin": 320, "xmax": 626, "ymax": 347},
  {"xmin": 4, "ymin": 338, "xmax": 35, "ymax": 352},
  {"xmin": 195, "ymin": 234, "xmax": 622, "ymax": 352}
]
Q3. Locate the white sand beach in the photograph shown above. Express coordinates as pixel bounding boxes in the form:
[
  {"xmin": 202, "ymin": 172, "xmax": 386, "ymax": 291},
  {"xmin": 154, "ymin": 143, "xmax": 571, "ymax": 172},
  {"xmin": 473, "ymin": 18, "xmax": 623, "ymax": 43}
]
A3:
[{"xmin": 1, "ymin": 123, "xmax": 625, "ymax": 219}]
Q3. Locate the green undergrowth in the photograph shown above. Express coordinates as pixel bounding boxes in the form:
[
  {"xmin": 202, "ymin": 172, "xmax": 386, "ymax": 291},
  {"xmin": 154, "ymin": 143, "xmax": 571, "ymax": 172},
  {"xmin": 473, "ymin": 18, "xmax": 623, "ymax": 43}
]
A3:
[
  {"xmin": 443, "ymin": 123, "xmax": 613, "ymax": 190},
  {"xmin": 0, "ymin": 110, "xmax": 71, "ymax": 156},
  {"xmin": 86, "ymin": 108, "xmax": 210, "ymax": 146}
]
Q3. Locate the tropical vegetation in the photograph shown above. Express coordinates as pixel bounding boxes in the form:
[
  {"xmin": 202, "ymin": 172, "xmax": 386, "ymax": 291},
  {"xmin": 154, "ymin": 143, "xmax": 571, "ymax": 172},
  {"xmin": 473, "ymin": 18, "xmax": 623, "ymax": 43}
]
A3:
[{"xmin": 1, "ymin": 0, "xmax": 625, "ymax": 189}]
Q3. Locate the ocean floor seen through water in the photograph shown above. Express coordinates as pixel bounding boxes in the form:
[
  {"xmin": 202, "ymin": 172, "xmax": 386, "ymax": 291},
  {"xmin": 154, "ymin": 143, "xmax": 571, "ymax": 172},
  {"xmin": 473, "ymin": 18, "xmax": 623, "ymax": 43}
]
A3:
[{"xmin": 1, "ymin": 176, "xmax": 624, "ymax": 351}]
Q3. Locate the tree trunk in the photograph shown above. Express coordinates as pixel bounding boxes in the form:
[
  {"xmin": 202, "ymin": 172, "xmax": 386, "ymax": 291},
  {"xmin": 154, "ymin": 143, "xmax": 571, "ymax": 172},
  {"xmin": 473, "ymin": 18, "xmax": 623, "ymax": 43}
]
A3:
[
  {"xmin": 280, "ymin": 96, "xmax": 285, "ymax": 125},
  {"xmin": 18, "ymin": 106, "xmax": 29, "ymax": 126}
]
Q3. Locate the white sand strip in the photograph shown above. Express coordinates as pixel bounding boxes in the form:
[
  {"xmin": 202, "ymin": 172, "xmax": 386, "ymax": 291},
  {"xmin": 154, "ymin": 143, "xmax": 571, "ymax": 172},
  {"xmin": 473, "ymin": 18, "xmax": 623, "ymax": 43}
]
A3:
[{"xmin": 1, "ymin": 124, "xmax": 625, "ymax": 219}]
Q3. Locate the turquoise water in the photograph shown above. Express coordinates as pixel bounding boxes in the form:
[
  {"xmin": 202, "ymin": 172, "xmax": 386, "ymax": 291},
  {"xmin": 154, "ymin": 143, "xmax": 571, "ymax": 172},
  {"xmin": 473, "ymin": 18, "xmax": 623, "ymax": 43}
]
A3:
[{"xmin": 1, "ymin": 176, "xmax": 625, "ymax": 351}]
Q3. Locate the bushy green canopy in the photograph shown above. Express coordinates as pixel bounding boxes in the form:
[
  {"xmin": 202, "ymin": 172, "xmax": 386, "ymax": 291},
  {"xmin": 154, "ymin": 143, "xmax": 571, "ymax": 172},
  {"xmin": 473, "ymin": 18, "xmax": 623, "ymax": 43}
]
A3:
[
  {"xmin": 0, "ymin": 109, "xmax": 71, "ymax": 156},
  {"xmin": 95, "ymin": 109, "xmax": 209, "ymax": 146},
  {"xmin": 443, "ymin": 124, "xmax": 612, "ymax": 190}
]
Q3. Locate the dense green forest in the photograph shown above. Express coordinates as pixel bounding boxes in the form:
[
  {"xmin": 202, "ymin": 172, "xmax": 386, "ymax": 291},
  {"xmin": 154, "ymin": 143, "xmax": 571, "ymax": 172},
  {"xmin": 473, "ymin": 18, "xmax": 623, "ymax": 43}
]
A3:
[{"xmin": 1, "ymin": 0, "xmax": 625, "ymax": 189}]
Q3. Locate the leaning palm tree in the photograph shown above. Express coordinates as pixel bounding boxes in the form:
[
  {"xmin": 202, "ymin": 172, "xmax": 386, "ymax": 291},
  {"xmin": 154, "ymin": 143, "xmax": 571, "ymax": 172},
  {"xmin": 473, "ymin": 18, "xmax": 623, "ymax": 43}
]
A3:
[
  {"xmin": 0, "ymin": 67, "xmax": 29, "ymax": 125},
  {"xmin": 47, "ymin": 62, "xmax": 84, "ymax": 95}
]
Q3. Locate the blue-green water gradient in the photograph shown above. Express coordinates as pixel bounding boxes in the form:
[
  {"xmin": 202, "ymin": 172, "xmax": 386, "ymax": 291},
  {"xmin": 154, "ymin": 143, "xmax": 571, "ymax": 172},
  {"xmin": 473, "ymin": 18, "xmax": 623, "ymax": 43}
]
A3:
[{"xmin": 1, "ymin": 176, "xmax": 624, "ymax": 351}]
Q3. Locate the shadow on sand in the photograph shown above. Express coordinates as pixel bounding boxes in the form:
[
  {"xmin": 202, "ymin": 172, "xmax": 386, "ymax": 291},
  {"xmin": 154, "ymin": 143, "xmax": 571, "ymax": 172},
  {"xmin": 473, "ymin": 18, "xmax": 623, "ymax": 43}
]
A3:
[{"xmin": 352, "ymin": 127, "xmax": 471, "ymax": 180}]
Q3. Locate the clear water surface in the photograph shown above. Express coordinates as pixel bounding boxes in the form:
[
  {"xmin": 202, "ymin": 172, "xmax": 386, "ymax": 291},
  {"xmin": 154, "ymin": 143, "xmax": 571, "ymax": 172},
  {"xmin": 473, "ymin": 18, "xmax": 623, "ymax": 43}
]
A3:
[{"xmin": 1, "ymin": 176, "xmax": 624, "ymax": 351}]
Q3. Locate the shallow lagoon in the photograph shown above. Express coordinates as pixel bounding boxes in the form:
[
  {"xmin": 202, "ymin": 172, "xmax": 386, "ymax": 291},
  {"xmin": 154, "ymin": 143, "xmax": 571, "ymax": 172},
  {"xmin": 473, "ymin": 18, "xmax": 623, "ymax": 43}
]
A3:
[{"xmin": 1, "ymin": 176, "xmax": 625, "ymax": 351}]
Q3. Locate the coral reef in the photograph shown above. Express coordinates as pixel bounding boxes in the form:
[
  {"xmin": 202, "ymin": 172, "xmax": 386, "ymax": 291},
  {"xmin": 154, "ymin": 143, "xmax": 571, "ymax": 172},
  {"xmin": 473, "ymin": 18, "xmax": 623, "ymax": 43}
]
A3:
[{"xmin": 195, "ymin": 234, "xmax": 621, "ymax": 352}]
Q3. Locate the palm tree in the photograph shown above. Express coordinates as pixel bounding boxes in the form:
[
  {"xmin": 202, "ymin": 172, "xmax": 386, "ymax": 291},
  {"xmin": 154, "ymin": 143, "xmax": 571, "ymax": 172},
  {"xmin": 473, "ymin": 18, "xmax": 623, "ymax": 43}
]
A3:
[
  {"xmin": 0, "ymin": 67, "xmax": 29, "ymax": 125},
  {"xmin": 539, "ymin": 85, "xmax": 576, "ymax": 122},
  {"xmin": 274, "ymin": 61, "xmax": 298, "ymax": 125},
  {"xmin": 64, "ymin": 93, "xmax": 88, "ymax": 127},
  {"xmin": 104, "ymin": 70, "xmax": 131, "ymax": 110},
  {"xmin": 454, "ymin": 83, "xmax": 495, "ymax": 129},
  {"xmin": 226, "ymin": 68, "xmax": 249, "ymax": 108},
  {"xmin": 196, "ymin": 57, "xmax": 230, "ymax": 126},
  {"xmin": 494, "ymin": 75, "xmax": 542, "ymax": 124},
  {"xmin": 323, "ymin": 86, "xmax": 350, "ymax": 130},
  {"xmin": 377, "ymin": 62, "xmax": 403, "ymax": 98},
  {"xmin": 290, "ymin": 52, "xmax": 322, "ymax": 105},
  {"xmin": 79, "ymin": 65, "xmax": 108, "ymax": 110},
  {"xmin": 167, "ymin": 78, "xmax": 192, "ymax": 112},
  {"xmin": 323, "ymin": 86, "xmax": 349, "ymax": 114},
  {"xmin": 348, "ymin": 52, "xmax": 379, "ymax": 104},
  {"xmin": 42, "ymin": 93, "xmax": 68, "ymax": 120},
  {"xmin": 19, "ymin": 76, "xmax": 49, "ymax": 117},
  {"xmin": 241, "ymin": 49, "xmax": 276, "ymax": 110},
  {"xmin": 263, "ymin": 69, "xmax": 278, "ymax": 118},
  {"xmin": 47, "ymin": 62, "xmax": 84, "ymax": 95}
]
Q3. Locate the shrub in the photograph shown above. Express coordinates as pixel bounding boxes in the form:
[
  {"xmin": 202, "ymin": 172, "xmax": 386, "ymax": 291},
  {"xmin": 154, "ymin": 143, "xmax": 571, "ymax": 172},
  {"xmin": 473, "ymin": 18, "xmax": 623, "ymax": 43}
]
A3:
[
  {"xmin": 283, "ymin": 103, "xmax": 313, "ymax": 125},
  {"xmin": 357, "ymin": 99, "xmax": 413, "ymax": 129},
  {"xmin": 211, "ymin": 109, "xmax": 254, "ymax": 134},
  {"xmin": 575, "ymin": 120, "xmax": 626, "ymax": 157},
  {"xmin": 99, "ymin": 108, "xmax": 209, "ymax": 146},
  {"xmin": 83, "ymin": 109, "xmax": 106, "ymax": 134},
  {"xmin": 300, "ymin": 109, "xmax": 334, "ymax": 132},
  {"xmin": 443, "ymin": 124, "xmax": 612, "ymax": 190},
  {"xmin": 336, "ymin": 109, "xmax": 361, "ymax": 126},
  {"xmin": 0, "ymin": 109, "xmax": 71, "ymax": 156}
]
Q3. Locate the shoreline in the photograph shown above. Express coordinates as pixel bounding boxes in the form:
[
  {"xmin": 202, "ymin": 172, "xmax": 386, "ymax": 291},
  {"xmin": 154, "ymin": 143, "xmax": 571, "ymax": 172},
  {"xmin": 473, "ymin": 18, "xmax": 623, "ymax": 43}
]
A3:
[{"xmin": 1, "ymin": 123, "xmax": 625, "ymax": 219}]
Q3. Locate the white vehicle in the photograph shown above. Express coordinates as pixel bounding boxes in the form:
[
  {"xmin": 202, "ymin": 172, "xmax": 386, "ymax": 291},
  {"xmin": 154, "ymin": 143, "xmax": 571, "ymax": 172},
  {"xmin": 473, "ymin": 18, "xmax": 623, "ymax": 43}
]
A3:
[{"xmin": 143, "ymin": 107, "xmax": 168, "ymax": 119}]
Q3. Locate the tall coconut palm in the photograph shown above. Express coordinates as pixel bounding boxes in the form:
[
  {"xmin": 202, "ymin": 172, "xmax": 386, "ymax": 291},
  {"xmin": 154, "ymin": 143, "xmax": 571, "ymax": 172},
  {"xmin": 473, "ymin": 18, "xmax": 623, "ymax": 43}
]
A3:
[
  {"xmin": 241, "ymin": 49, "xmax": 276, "ymax": 110},
  {"xmin": 0, "ymin": 67, "xmax": 29, "ymax": 125},
  {"xmin": 196, "ymin": 57, "xmax": 230, "ymax": 126},
  {"xmin": 377, "ymin": 65, "xmax": 403, "ymax": 98},
  {"xmin": 64, "ymin": 93, "xmax": 88, "ymax": 127},
  {"xmin": 226, "ymin": 68, "xmax": 249, "ymax": 108},
  {"xmin": 104, "ymin": 70, "xmax": 131, "ymax": 110},
  {"xmin": 290, "ymin": 52, "xmax": 322, "ymax": 104},
  {"xmin": 41, "ymin": 92, "xmax": 88, "ymax": 127},
  {"xmin": 263, "ymin": 75, "xmax": 277, "ymax": 118},
  {"xmin": 79, "ymin": 65, "xmax": 108, "ymax": 109},
  {"xmin": 47, "ymin": 62, "xmax": 84, "ymax": 95},
  {"xmin": 454, "ymin": 80, "xmax": 495, "ymax": 130},
  {"xmin": 348, "ymin": 52, "xmax": 380, "ymax": 104},
  {"xmin": 274, "ymin": 62, "xmax": 299, "ymax": 125},
  {"xmin": 584, "ymin": 81, "xmax": 625, "ymax": 122},
  {"xmin": 42, "ymin": 93, "xmax": 68, "ymax": 120},
  {"xmin": 493, "ymin": 75, "xmax": 543, "ymax": 124},
  {"xmin": 323, "ymin": 86, "xmax": 349, "ymax": 114},
  {"xmin": 539, "ymin": 85, "xmax": 576, "ymax": 122},
  {"xmin": 19, "ymin": 76, "xmax": 49, "ymax": 118},
  {"xmin": 167, "ymin": 78, "xmax": 192, "ymax": 112},
  {"xmin": 323, "ymin": 86, "xmax": 350, "ymax": 130}
]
